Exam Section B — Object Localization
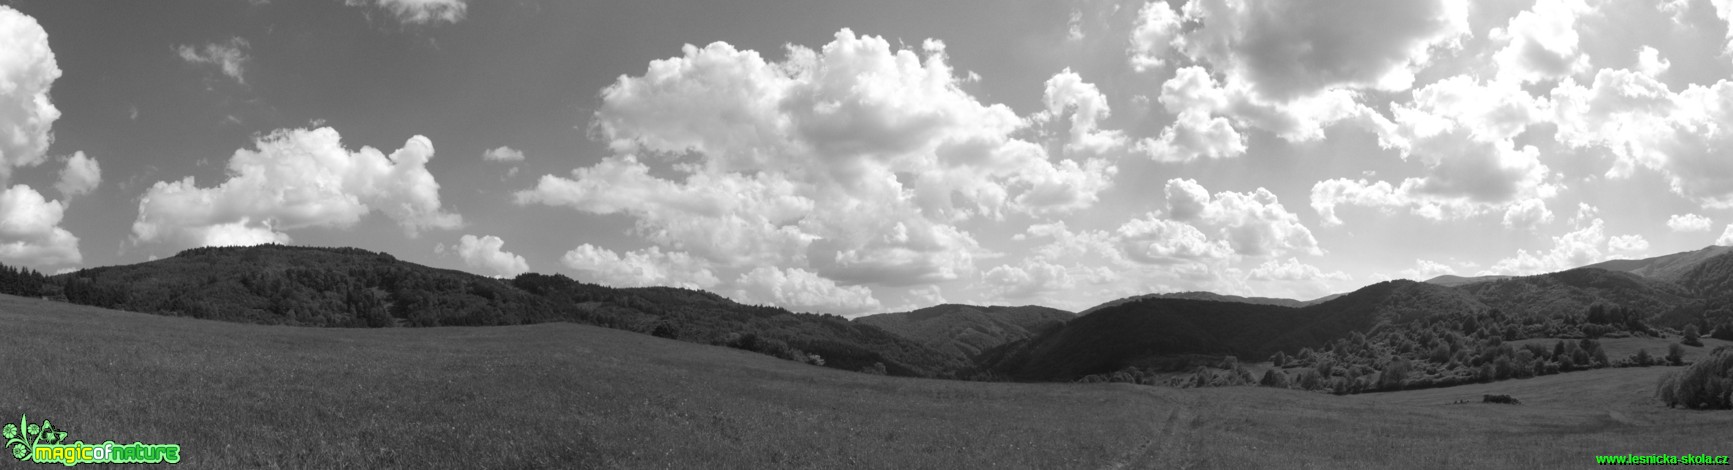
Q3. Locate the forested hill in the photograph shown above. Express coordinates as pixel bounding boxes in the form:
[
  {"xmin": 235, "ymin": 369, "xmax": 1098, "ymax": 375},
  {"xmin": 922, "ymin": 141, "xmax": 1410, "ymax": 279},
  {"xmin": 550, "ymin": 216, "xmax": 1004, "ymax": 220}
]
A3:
[
  {"xmin": 853, "ymin": 304, "xmax": 1073, "ymax": 359},
  {"xmin": 2, "ymin": 244, "xmax": 968, "ymax": 378}
]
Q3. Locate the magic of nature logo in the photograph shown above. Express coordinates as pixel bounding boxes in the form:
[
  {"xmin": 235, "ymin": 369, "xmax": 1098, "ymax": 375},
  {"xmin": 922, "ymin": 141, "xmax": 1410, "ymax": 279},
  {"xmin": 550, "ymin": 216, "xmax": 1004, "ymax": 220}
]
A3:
[{"xmin": 5, "ymin": 414, "xmax": 181, "ymax": 466}]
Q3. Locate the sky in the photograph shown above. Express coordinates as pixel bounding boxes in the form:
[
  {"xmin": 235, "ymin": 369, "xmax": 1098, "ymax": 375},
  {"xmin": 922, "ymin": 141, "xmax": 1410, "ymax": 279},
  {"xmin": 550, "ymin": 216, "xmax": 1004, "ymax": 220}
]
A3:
[{"xmin": 3, "ymin": 0, "xmax": 1733, "ymax": 316}]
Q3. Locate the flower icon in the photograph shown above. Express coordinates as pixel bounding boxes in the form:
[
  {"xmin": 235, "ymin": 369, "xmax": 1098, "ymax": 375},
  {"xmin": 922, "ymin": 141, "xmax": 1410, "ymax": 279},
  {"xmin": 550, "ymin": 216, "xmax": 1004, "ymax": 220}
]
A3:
[
  {"xmin": 24, "ymin": 424, "xmax": 37, "ymax": 437},
  {"xmin": 9, "ymin": 443, "xmax": 23, "ymax": 460},
  {"xmin": 2, "ymin": 423, "xmax": 14, "ymax": 439}
]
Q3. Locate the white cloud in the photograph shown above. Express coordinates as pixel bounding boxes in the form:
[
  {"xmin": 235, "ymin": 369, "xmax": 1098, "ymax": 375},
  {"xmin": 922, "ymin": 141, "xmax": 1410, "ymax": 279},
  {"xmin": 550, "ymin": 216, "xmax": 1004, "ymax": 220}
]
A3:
[
  {"xmin": 1037, "ymin": 69, "xmax": 1125, "ymax": 156},
  {"xmin": 1637, "ymin": 46, "xmax": 1671, "ymax": 77},
  {"xmin": 983, "ymin": 258, "xmax": 1075, "ymax": 299},
  {"xmin": 175, "ymin": 38, "xmax": 248, "ymax": 85},
  {"xmin": 1668, "ymin": 213, "xmax": 1713, "ymax": 232},
  {"xmin": 1502, "ymin": 198, "xmax": 1554, "ymax": 229},
  {"xmin": 1491, "ymin": 0, "xmax": 1592, "ymax": 84},
  {"xmin": 561, "ymin": 243, "xmax": 719, "ymax": 289},
  {"xmin": 0, "ymin": 185, "xmax": 79, "ymax": 269},
  {"xmin": 55, "ymin": 151, "xmax": 100, "ymax": 198},
  {"xmin": 521, "ymin": 29, "xmax": 1122, "ymax": 291},
  {"xmin": 1128, "ymin": 1, "xmax": 1183, "ymax": 72},
  {"xmin": 1116, "ymin": 215, "xmax": 1233, "ymax": 264},
  {"xmin": 1174, "ymin": 0, "xmax": 1470, "ymax": 100},
  {"xmin": 482, "ymin": 146, "xmax": 524, "ymax": 162},
  {"xmin": 1163, "ymin": 179, "xmax": 1321, "ymax": 257},
  {"xmin": 732, "ymin": 266, "xmax": 881, "ymax": 316},
  {"xmin": 1248, "ymin": 257, "xmax": 1349, "ymax": 282},
  {"xmin": 1719, "ymin": 224, "xmax": 1733, "ymax": 246},
  {"xmin": 0, "ymin": 6, "xmax": 60, "ymax": 176},
  {"xmin": 455, "ymin": 234, "xmax": 529, "ymax": 278},
  {"xmin": 1550, "ymin": 69, "xmax": 1733, "ymax": 206},
  {"xmin": 1485, "ymin": 219, "xmax": 1647, "ymax": 275},
  {"xmin": 346, "ymin": 0, "xmax": 467, "ymax": 26},
  {"xmin": 132, "ymin": 127, "xmax": 463, "ymax": 250}
]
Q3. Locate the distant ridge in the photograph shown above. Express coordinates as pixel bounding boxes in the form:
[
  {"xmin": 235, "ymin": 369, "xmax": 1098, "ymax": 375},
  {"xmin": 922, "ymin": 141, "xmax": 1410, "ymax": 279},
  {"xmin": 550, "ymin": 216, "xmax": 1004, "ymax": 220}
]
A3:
[
  {"xmin": 853, "ymin": 304, "xmax": 1073, "ymax": 359},
  {"xmin": 1077, "ymin": 291, "xmax": 1322, "ymax": 315},
  {"xmin": 1423, "ymin": 274, "xmax": 1511, "ymax": 287},
  {"xmin": 1582, "ymin": 245, "xmax": 1733, "ymax": 283}
]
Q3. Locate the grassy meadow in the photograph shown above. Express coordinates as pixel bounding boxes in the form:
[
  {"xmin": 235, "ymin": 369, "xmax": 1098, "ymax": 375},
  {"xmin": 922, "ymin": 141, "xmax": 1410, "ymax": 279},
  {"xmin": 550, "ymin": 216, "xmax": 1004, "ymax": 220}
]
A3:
[{"xmin": 4, "ymin": 294, "xmax": 1731, "ymax": 469}]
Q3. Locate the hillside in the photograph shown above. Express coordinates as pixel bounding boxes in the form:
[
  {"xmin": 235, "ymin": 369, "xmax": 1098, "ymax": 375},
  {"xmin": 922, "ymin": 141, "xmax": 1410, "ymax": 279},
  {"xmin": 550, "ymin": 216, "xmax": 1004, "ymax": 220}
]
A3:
[
  {"xmin": 1456, "ymin": 268, "xmax": 1699, "ymax": 322},
  {"xmin": 1423, "ymin": 274, "xmax": 1510, "ymax": 287},
  {"xmin": 9, "ymin": 294, "xmax": 1726, "ymax": 468},
  {"xmin": 985, "ymin": 281, "xmax": 1485, "ymax": 382},
  {"xmin": 28, "ymin": 245, "xmax": 968, "ymax": 378},
  {"xmin": 1583, "ymin": 245, "xmax": 1733, "ymax": 283},
  {"xmin": 852, "ymin": 304, "xmax": 1073, "ymax": 359},
  {"xmin": 1077, "ymin": 291, "xmax": 1313, "ymax": 315}
]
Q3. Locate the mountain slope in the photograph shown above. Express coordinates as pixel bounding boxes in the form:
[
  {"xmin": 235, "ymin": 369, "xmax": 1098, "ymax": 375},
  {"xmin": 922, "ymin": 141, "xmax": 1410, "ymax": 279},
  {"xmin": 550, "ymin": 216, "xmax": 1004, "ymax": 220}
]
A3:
[
  {"xmin": 1424, "ymin": 274, "xmax": 1510, "ymax": 287},
  {"xmin": 984, "ymin": 280, "xmax": 1486, "ymax": 381},
  {"xmin": 1077, "ymin": 291, "xmax": 1311, "ymax": 315},
  {"xmin": 1456, "ymin": 268, "xmax": 1698, "ymax": 321},
  {"xmin": 1582, "ymin": 245, "xmax": 1733, "ymax": 283},
  {"xmin": 853, "ymin": 304, "xmax": 1072, "ymax": 359},
  {"xmin": 44, "ymin": 244, "xmax": 969, "ymax": 378}
]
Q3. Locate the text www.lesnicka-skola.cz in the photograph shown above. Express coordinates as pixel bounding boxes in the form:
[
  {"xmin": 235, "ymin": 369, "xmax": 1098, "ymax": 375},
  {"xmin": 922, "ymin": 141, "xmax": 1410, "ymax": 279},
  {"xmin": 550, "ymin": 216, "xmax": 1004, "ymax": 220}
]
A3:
[{"xmin": 1595, "ymin": 454, "xmax": 1730, "ymax": 465}]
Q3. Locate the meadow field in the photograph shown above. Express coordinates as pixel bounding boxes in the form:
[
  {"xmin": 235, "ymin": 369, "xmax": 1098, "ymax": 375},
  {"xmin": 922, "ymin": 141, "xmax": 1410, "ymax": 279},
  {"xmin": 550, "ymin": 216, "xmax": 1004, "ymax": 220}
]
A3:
[{"xmin": 4, "ymin": 293, "xmax": 1730, "ymax": 469}]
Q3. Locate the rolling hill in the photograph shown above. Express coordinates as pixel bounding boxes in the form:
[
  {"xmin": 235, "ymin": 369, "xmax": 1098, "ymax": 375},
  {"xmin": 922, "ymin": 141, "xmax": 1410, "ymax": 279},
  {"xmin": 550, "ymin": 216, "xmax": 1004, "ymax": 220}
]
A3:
[
  {"xmin": 1455, "ymin": 268, "xmax": 1700, "ymax": 323},
  {"xmin": 1076, "ymin": 291, "xmax": 1318, "ymax": 315},
  {"xmin": 983, "ymin": 280, "xmax": 1487, "ymax": 382},
  {"xmin": 852, "ymin": 304, "xmax": 1073, "ymax": 359},
  {"xmin": 28, "ymin": 244, "xmax": 970, "ymax": 378},
  {"xmin": 1423, "ymin": 274, "xmax": 1511, "ymax": 287},
  {"xmin": 1583, "ymin": 245, "xmax": 1733, "ymax": 283}
]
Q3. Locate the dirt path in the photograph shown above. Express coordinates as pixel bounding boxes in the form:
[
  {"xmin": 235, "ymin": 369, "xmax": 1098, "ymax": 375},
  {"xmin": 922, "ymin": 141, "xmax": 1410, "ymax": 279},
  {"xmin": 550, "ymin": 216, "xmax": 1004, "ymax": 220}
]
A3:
[{"xmin": 1099, "ymin": 407, "xmax": 1197, "ymax": 470}]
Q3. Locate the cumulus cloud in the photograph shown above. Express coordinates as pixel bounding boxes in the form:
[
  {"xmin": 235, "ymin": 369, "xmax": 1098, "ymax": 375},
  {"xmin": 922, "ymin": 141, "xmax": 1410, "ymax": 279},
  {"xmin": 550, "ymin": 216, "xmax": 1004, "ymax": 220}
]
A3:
[
  {"xmin": 346, "ymin": 0, "xmax": 467, "ymax": 26},
  {"xmin": 520, "ymin": 29, "xmax": 1123, "ymax": 293},
  {"xmin": 0, "ymin": 185, "xmax": 79, "ymax": 268},
  {"xmin": 1311, "ymin": 75, "xmax": 1559, "ymax": 226},
  {"xmin": 1550, "ymin": 68, "xmax": 1733, "ymax": 206},
  {"xmin": 1162, "ymin": 179, "xmax": 1321, "ymax": 257},
  {"xmin": 1668, "ymin": 213, "xmax": 1713, "ymax": 232},
  {"xmin": 482, "ymin": 146, "xmax": 524, "ymax": 162},
  {"xmin": 0, "ymin": 6, "xmax": 60, "ymax": 175},
  {"xmin": 1491, "ymin": 0, "xmax": 1592, "ymax": 84},
  {"xmin": 1485, "ymin": 219, "xmax": 1648, "ymax": 275},
  {"xmin": 454, "ymin": 234, "xmax": 528, "ymax": 278},
  {"xmin": 1174, "ymin": 0, "xmax": 1470, "ymax": 100},
  {"xmin": 1502, "ymin": 198, "xmax": 1554, "ymax": 229},
  {"xmin": 54, "ymin": 151, "xmax": 100, "ymax": 198},
  {"xmin": 132, "ymin": 127, "xmax": 463, "ymax": 250},
  {"xmin": 1128, "ymin": 1, "xmax": 1183, "ymax": 72},
  {"xmin": 0, "ymin": 8, "xmax": 80, "ymax": 271},
  {"xmin": 175, "ymin": 37, "xmax": 249, "ymax": 85},
  {"xmin": 1719, "ymin": 224, "xmax": 1733, "ymax": 246},
  {"xmin": 732, "ymin": 266, "xmax": 881, "ymax": 316},
  {"xmin": 1037, "ymin": 68, "xmax": 1125, "ymax": 156},
  {"xmin": 1116, "ymin": 215, "xmax": 1233, "ymax": 264},
  {"xmin": 562, "ymin": 243, "xmax": 720, "ymax": 289}
]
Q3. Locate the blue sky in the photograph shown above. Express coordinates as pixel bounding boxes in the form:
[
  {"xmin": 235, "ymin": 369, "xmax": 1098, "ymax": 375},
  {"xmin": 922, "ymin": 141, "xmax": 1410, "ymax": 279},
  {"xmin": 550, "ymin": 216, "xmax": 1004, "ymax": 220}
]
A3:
[{"xmin": 4, "ymin": 0, "xmax": 1733, "ymax": 315}]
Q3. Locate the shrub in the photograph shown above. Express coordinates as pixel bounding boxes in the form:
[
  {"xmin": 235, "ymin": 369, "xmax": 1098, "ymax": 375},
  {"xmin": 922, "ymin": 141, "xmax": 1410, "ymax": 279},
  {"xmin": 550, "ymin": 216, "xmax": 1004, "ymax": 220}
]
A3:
[
  {"xmin": 1683, "ymin": 324, "xmax": 1704, "ymax": 347},
  {"xmin": 1259, "ymin": 369, "xmax": 1290, "ymax": 389},
  {"xmin": 1295, "ymin": 368, "xmax": 1325, "ymax": 391},
  {"xmin": 1656, "ymin": 348, "xmax": 1733, "ymax": 409},
  {"xmin": 1633, "ymin": 348, "xmax": 1653, "ymax": 367},
  {"xmin": 861, "ymin": 362, "xmax": 888, "ymax": 375},
  {"xmin": 1668, "ymin": 343, "xmax": 1686, "ymax": 366}
]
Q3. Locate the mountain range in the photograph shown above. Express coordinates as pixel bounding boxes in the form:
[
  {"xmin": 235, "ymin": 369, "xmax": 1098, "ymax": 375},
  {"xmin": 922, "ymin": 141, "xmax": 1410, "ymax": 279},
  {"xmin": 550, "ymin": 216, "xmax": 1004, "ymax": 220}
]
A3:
[{"xmin": 4, "ymin": 243, "xmax": 1733, "ymax": 385}]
